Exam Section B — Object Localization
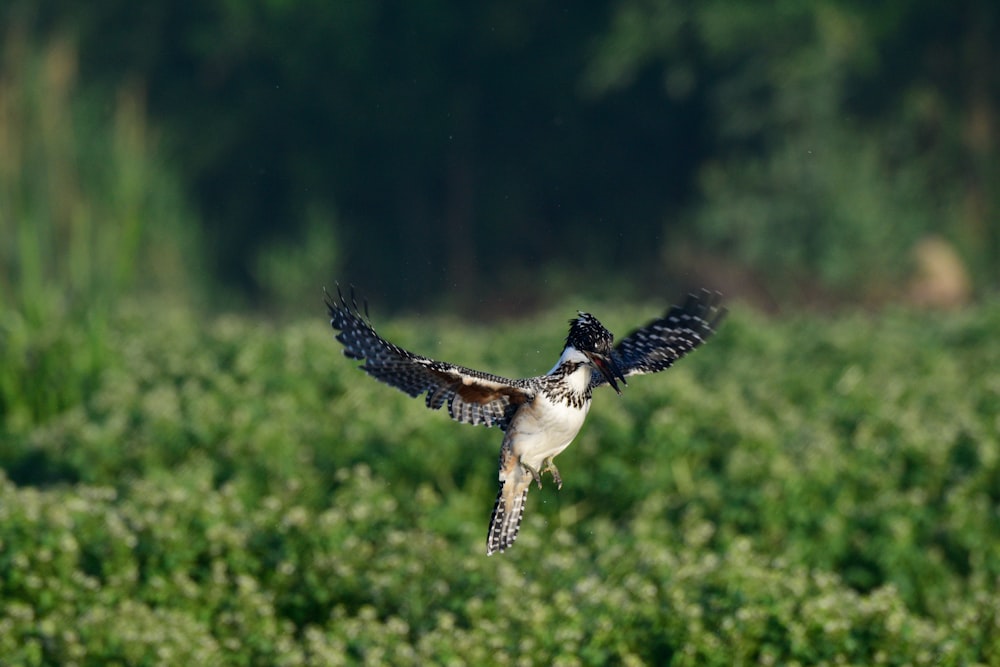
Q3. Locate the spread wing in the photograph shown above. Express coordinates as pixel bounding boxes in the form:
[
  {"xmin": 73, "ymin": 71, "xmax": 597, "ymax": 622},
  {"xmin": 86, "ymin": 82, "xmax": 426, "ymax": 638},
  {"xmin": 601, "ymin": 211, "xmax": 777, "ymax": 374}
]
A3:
[
  {"xmin": 326, "ymin": 287, "xmax": 533, "ymax": 429},
  {"xmin": 592, "ymin": 289, "xmax": 727, "ymax": 388}
]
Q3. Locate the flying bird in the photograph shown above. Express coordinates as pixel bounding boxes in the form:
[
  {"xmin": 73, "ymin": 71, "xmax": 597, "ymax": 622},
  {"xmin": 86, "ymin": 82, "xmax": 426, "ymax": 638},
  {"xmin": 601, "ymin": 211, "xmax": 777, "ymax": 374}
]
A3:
[{"xmin": 326, "ymin": 287, "xmax": 726, "ymax": 555}]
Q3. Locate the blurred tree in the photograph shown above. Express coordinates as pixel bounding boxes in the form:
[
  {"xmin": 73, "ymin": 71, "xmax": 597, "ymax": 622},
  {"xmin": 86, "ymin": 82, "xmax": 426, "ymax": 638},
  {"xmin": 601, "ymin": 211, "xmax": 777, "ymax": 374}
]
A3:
[
  {"xmin": 0, "ymin": 27, "xmax": 201, "ymax": 426},
  {"xmin": 3, "ymin": 0, "xmax": 997, "ymax": 308},
  {"xmin": 586, "ymin": 0, "xmax": 999, "ymax": 303},
  {"xmin": 3, "ymin": 0, "xmax": 702, "ymax": 309}
]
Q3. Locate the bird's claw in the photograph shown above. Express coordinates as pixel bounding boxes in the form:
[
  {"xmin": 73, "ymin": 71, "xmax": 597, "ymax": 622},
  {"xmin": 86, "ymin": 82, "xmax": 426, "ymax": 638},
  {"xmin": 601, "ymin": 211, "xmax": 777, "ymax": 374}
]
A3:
[
  {"xmin": 521, "ymin": 458, "xmax": 563, "ymax": 490},
  {"xmin": 541, "ymin": 458, "xmax": 562, "ymax": 490},
  {"xmin": 522, "ymin": 462, "xmax": 544, "ymax": 489}
]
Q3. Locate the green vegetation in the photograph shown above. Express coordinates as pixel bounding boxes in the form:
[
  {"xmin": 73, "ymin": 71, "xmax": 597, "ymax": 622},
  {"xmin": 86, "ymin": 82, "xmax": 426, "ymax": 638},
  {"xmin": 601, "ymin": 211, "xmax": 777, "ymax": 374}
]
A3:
[
  {"xmin": 588, "ymin": 1, "xmax": 995, "ymax": 301},
  {"xmin": 1, "ymin": 6, "xmax": 998, "ymax": 665},
  {"xmin": 0, "ymin": 33, "xmax": 201, "ymax": 429},
  {"xmin": 2, "ymin": 299, "xmax": 998, "ymax": 665},
  {"xmin": 4, "ymin": 2, "xmax": 997, "ymax": 304}
]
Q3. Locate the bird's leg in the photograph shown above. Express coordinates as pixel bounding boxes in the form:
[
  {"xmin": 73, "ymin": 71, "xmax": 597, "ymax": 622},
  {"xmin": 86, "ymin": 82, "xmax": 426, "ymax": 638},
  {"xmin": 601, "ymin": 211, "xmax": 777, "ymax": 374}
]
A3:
[
  {"xmin": 541, "ymin": 457, "xmax": 562, "ymax": 490},
  {"xmin": 520, "ymin": 461, "xmax": 544, "ymax": 489}
]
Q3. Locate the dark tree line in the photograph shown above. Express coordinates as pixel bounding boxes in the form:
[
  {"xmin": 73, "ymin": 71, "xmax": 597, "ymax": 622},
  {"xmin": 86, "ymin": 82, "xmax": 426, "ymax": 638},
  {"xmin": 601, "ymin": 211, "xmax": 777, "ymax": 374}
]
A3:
[{"xmin": 3, "ymin": 0, "xmax": 997, "ymax": 309}]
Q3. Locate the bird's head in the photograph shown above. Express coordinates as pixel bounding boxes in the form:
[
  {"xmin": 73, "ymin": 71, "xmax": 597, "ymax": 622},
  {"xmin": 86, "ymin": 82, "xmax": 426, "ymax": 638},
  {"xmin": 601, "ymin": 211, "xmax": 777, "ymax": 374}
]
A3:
[{"xmin": 566, "ymin": 312, "xmax": 627, "ymax": 394}]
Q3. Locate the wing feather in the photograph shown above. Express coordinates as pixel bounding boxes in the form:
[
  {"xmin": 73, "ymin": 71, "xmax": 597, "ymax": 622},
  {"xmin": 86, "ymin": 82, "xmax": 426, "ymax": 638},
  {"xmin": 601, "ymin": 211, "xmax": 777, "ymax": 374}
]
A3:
[
  {"xmin": 592, "ymin": 289, "xmax": 726, "ymax": 387},
  {"xmin": 326, "ymin": 287, "xmax": 533, "ymax": 429}
]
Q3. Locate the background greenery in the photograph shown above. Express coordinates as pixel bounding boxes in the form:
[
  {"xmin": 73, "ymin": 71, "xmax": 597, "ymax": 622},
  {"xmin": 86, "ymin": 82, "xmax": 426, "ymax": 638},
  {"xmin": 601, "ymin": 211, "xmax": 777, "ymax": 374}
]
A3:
[
  {"xmin": 1, "ymin": 0, "xmax": 997, "ymax": 308},
  {"xmin": 2, "ymin": 1, "xmax": 1000, "ymax": 664},
  {"xmin": 2, "ymin": 300, "xmax": 999, "ymax": 664}
]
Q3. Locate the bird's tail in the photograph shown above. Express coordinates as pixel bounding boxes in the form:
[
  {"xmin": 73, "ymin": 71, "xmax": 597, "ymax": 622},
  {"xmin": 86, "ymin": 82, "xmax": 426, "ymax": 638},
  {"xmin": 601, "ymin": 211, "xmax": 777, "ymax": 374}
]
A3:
[{"xmin": 486, "ymin": 482, "xmax": 529, "ymax": 555}]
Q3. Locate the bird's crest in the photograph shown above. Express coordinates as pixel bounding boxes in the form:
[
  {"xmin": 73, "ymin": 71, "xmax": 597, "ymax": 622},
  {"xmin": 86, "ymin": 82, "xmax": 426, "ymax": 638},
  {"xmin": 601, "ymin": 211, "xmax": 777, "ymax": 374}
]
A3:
[{"xmin": 566, "ymin": 312, "xmax": 614, "ymax": 354}]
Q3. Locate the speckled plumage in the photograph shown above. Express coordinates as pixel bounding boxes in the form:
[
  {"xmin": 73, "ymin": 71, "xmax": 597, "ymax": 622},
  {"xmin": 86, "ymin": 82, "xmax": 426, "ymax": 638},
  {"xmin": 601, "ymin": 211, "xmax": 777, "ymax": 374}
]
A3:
[
  {"xmin": 591, "ymin": 289, "xmax": 726, "ymax": 387},
  {"xmin": 325, "ymin": 286, "xmax": 726, "ymax": 555},
  {"xmin": 326, "ymin": 288, "xmax": 533, "ymax": 430}
]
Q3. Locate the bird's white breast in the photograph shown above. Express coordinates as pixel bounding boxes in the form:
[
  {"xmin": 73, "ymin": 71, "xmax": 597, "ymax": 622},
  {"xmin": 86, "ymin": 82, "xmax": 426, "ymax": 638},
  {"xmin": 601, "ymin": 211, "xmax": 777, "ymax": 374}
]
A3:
[{"xmin": 510, "ymin": 362, "xmax": 594, "ymax": 471}]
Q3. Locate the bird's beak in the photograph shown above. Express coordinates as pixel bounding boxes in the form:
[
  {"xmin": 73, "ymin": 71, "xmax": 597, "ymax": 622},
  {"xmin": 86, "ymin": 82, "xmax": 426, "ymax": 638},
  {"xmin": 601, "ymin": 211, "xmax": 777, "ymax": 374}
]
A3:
[{"xmin": 589, "ymin": 352, "xmax": 627, "ymax": 395}]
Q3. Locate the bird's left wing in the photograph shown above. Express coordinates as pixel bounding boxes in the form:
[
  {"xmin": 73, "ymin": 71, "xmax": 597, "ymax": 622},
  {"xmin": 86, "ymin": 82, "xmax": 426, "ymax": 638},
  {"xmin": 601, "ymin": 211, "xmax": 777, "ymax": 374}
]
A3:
[
  {"xmin": 592, "ymin": 289, "xmax": 727, "ymax": 388},
  {"xmin": 326, "ymin": 288, "xmax": 533, "ymax": 429}
]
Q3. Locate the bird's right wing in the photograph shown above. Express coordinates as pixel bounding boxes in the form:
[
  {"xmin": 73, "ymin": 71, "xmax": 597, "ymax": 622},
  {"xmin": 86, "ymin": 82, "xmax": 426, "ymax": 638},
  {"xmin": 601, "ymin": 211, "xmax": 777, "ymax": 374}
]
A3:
[
  {"xmin": 326, "ymin": 288, "xmax": 534, "ymax": 429},
  {"xmin": 592, "ymin": 289, "xmax": 727, "ymax": 387}
]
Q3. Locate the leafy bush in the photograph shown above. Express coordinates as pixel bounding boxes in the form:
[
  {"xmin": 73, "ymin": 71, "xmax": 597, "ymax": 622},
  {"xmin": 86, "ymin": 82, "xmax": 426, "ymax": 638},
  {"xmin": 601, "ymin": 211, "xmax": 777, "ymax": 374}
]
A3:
[{"xmin": 1, "ymin": 298, "xmax": 999, "ymax": 665}]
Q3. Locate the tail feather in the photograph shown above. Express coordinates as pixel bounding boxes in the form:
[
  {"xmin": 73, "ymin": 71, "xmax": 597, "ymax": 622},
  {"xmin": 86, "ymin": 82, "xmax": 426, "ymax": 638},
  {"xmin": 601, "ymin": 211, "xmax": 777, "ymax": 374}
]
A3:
[{"xmin": 486, "ymin": 484, "xmax": 529, "ymax": 555}]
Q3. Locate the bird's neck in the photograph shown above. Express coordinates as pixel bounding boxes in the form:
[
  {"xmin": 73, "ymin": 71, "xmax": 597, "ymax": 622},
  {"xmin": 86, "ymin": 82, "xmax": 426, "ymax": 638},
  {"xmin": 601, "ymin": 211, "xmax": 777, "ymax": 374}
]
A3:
[
  {"xmin": 547, "ymin": 345, "xmax": 588, "ymax": 375},
  {"xmin": 545, "ymin": 345, "xmax": 594, "ymax": 397}
]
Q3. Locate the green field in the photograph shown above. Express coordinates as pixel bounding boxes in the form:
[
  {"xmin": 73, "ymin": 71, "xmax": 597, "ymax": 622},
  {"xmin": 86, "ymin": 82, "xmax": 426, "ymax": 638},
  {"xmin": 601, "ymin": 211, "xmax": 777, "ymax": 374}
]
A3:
[{"xmin": 1, "ymin": 299, "xmax": 999, "ymax": 666}]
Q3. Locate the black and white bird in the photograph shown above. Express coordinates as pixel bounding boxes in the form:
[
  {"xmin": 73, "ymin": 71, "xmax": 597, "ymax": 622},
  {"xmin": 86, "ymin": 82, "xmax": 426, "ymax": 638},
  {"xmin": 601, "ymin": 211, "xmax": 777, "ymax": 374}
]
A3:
[{"xmin": 326, "ymin": 287, "xmax": 726, "ymax": 555}]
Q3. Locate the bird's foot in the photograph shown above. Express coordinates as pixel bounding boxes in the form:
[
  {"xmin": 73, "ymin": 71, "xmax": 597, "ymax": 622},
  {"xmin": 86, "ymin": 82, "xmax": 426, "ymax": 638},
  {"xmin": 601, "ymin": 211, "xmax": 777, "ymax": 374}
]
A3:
[
  {"xmin": 521, "ymin": 462, "xmax": 544, "ymax": 489},
  {"xmin": 541, "ymin": 457, "xmax": 562, "ymax": 490},
  {"xmin": 520, "ymin": 459, "xmax": 562, "ymax": 490}
]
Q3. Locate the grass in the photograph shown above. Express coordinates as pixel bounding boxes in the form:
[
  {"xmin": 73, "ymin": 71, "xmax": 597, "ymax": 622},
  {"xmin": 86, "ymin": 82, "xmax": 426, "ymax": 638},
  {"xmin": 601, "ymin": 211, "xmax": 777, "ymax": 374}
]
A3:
[
  {"xmin": 0, "ymin": 30, "xmax": 200, "ymax": 429},
  {"xmin": 1, "ymin": 297, "xmax": 999, "ymax": 665}
]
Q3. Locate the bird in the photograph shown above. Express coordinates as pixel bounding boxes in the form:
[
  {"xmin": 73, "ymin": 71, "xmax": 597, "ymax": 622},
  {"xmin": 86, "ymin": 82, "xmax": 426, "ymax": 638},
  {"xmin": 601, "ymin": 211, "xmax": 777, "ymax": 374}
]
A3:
[{"xmin": 325, "ymin": 287, "xmax": 726, "ymax": 555}]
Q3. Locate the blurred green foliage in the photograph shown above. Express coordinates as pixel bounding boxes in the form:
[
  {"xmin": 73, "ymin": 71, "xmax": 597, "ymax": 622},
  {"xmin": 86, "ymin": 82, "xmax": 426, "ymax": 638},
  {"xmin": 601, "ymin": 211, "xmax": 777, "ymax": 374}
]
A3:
[
  {"xmin": 3, "ymin": 1, "xmax": 996, "ymax": 305},
  {"xmin": 0, "ymin": 4, "xmax": 996, "ymax": 664},
  {"xmin": 588, "ymin": 1, "xmax": 998, "ymax": 301},
  {"xmin": 0, "ymin": 33, "xmax": 201, "ymax": 429},
  {"xmin": 2, "ymin": 297, "xmax": 999, "ymax": 664},
  {"xmin": 1, "ymin": 14, "xmax": 997, "ymax": 662}
]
